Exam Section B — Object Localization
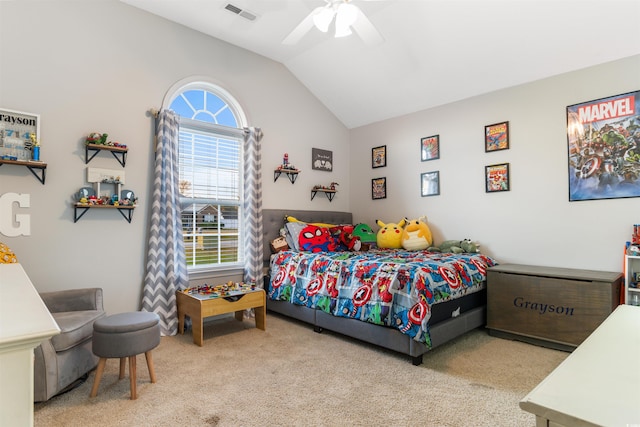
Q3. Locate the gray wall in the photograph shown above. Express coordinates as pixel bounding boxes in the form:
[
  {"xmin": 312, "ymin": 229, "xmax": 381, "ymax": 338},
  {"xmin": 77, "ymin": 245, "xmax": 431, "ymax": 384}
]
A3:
[
  {"xmin": 350, "ymin": 54, "xmax": 640, "ymax": 272},
  {"xmin": 0, "ymin": 1, "xmax": 350, "ymax": 314}
]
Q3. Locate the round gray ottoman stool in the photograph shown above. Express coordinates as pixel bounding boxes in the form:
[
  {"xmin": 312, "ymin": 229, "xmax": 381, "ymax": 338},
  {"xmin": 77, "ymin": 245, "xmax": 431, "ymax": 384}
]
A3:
[{"xmin": 89, "ymin": 311, "xmax": 160, "ymax": 400}]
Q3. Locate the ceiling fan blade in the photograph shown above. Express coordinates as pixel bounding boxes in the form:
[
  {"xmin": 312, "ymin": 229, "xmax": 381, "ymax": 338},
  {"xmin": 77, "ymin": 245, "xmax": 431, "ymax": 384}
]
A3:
[
  {"xmin": 351, "ymin": 6, "xmax": 384, "ymax": 46},
  {"xmin": 282, "ymin": 7, "xmax": 323, "ymax": 45}
]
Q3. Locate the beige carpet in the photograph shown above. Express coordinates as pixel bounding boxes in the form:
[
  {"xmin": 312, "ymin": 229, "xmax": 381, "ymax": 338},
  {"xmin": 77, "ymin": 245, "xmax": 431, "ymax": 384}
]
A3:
[{"xmin": 34, "ymin": 313, "xmax": 567, "ymax": 426}]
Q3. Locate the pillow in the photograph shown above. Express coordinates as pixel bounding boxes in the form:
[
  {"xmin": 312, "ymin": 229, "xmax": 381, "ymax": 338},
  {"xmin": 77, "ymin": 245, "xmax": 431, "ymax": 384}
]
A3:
[
  {"xmin": 352, "ymin": 223, "xmax": 377, "ymax": 243},
  {"xmin": 284, "ymin": 221, "xmax": 308, "ymax": 251},
  {"xmin": 0, "ymin": 242, "xmax": 18, "ymax": 264},
  {"xmin": 286, "ymin": 216, "xmax": 336, "ymax": 228},
  {"xmin": 332, "ymin": 225, "xmax": 362, "ymax": 251},
  {"xmin": 298, "ymin": 225, "xmax": 338, "ymax": 253}
]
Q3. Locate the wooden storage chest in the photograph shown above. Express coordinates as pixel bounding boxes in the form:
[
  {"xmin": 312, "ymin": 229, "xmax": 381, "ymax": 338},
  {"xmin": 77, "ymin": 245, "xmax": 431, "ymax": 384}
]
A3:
[{"xmin": 486, "ymin": 264, "xmax": 622, "ymax": 351}]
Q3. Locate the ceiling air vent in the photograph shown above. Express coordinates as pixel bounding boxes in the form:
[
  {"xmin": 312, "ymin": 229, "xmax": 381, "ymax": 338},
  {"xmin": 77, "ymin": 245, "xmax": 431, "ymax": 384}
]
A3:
[{"xmin": 224, "ymin": 3, "xmax": 258, "ymax": 21}]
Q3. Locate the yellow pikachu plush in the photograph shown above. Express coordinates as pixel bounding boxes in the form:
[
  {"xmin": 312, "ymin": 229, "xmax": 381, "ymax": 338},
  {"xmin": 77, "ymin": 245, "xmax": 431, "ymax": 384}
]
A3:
[
  {"xmin": 0, "ymin": 242, "xmax": 18, "ymax": 264},
  {"xmin": 401, "ymin": 216, "xmax": 433, "ymax": 251},
  {"xmin": 376, "ymin": 219, "xmax": 406, "ymax": 249}
]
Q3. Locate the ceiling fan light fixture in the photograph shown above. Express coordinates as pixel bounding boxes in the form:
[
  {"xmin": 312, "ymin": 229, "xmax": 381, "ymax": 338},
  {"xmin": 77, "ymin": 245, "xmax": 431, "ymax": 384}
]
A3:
[
  {"xmin": 283, "ymin": 0, "xmax": 383, "ymax": 45},
  {"xmin": 334, "ymin": 23, "xmax": 352, "ymax": 38},
  {"xmin": 312, "ymin": 7, "xmax": 335, "ymax": 33},
  {"xmin": 334, "ymin": 3, "xmax": 358, "ymax": 38}
]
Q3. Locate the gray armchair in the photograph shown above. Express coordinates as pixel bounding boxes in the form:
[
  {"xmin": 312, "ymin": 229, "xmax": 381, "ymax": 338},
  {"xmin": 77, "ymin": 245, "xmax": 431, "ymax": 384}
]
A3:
[{"xmin": 34, "ymin": 288, "xmax": 106, "ymax": 402}]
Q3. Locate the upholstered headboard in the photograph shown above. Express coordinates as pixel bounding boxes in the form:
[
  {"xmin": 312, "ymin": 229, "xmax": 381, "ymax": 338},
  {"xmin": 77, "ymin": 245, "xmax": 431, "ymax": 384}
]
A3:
[{"xmin": 262, "ymin": 209, "xmax": 352, "ymax": 267}]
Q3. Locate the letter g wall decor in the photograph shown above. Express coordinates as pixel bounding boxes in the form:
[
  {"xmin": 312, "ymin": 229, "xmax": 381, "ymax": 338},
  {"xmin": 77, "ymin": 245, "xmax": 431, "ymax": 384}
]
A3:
[{"xmin": 0, "ymin": 193, "xmax": 31, "ymax": 236}]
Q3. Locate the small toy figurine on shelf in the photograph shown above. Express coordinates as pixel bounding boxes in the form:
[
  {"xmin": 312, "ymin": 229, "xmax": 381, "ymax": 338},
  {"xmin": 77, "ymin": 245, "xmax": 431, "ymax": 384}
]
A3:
[
  {"xmin": 86, "ymin": 132, "xmax": 108, "ymax": 145},
  {"xmin": 313, "ymin": 183, "xmax": 338, "ymax": 191},
  {"xmin": 30, "ymin": 133, "xmax": 41, "ymax": 161},
  {"xmin": 106, "ymin": 140, "xmax": 127, "ymax": 149},
  {"xmin": 628, "ymin": 225, "xmax": 640, "ymax": 255},
  {"xmin": 277, "ymin": 152, "xmax": 298, "ymax": 171},
  {"xmin": 85, "ymin": 132, "xmax": 127, "ymax": 149},
  {"xmin": 119, "ymin": 197, "xmax": 136, "ymax": 206}
]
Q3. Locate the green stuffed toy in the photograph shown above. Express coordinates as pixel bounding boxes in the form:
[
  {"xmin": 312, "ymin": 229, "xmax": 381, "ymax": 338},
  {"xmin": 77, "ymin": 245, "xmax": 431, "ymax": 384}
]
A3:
[
  {"xmin": 352, "ymin": 223, "xmax": 377, "ymax": 244},
  {"xmin": 352, "ymin": 223, "xmax": 377, "ymax": 250},
  {"xmin": 428, "ymin": 239, "xmax": 479, "ymax": 254}
]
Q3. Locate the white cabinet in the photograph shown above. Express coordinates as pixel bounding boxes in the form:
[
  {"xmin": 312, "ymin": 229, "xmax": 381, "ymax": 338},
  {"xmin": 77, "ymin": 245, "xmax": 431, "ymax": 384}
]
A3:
[
  {"xmin": 519, "ymin": 305, "xmax": 640, "ymax": 427},
  {"xmin": 0, "ymin": 264, "xmax": 60, "ymax": 426},
  {"xmin": 625, "ymin": 255, "xmax": 640, "ymax": 305}
]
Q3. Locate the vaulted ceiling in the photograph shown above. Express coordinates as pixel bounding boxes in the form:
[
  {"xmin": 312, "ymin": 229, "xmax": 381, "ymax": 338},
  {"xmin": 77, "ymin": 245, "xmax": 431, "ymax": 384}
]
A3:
[{"xmin": 122, "ymin": 0, "xmax": 640, "ymax": 129}]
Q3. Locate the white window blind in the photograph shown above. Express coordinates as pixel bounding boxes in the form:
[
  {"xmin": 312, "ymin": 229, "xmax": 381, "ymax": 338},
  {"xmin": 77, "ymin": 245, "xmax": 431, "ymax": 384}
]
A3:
[{"xmin": 179, "ymin": 121, "xmax": 243, "ymax": 269}]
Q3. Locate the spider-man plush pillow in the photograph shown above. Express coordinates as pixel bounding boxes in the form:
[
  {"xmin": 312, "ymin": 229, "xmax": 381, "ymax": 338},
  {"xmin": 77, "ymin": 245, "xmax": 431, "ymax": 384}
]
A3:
[{"xmin": 298, "ymin": 225, "xmax": 337, "ymax": 253}]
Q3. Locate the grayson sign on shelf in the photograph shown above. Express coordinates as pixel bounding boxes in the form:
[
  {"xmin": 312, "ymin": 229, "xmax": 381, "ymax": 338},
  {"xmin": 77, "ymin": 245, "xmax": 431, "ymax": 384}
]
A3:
[{"xmin": 0, "ymin": 108, "xmax": 40, "ymax": 161}]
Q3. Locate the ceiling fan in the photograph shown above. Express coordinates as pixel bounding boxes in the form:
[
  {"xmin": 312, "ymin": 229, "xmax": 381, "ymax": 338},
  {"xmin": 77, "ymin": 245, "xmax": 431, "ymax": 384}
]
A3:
[{"xmin": 282, "ymin": 0, "xmax": 384, "ymax": 46}]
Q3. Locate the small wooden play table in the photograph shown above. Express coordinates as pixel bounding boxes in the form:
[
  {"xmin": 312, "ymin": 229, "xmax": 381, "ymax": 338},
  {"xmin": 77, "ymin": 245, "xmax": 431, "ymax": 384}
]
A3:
[{"xmin": 176, "ymin": 284, "xmax": 266, "ymax": 346}]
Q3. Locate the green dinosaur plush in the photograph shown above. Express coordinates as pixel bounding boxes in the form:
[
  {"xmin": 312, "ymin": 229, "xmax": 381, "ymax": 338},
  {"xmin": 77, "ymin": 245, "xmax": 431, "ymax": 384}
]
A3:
[
  {"xmin": 428, "ymin": 239, "xmax": 479, "ymax": 254},
  {"xmin": 460, "ymin": 240, "xmax": 480, "ymax": 253}
]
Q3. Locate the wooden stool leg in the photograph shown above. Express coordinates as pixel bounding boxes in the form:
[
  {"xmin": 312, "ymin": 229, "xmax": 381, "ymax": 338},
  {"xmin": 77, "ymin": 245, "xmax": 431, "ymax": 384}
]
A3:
[
  {"xmin": 90, "ymin": 358, "xmax": 107, "ymax": 398},
  {"xmin": 129, "ymin": 355, "xmax": 137, "ymax": 400},
  {"xmin": 145, "ymin": 351, "xmax": 156, "ymax": 383},
  {"xmin": 119, "ymin": 357, "xmax": 126, "ymax": 379}
]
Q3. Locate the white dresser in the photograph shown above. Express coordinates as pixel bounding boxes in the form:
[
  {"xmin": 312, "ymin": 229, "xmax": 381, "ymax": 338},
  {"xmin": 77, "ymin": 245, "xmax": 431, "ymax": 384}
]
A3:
[
  {"xmin": 0, "ymin": 264, "xmax": 60, "ymax": 427},
  {"xmin": 520, "ymin": 304, "xmax": 640, "ymax": 427}
]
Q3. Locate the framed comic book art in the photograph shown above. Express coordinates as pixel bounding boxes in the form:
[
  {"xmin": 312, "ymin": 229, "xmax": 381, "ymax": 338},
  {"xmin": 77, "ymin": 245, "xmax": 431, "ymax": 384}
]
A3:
[
  {"xmin": 485, "ymin": 121, "xmax": 509, "ymax": 152},
  {"xmin": 421, "ymin": 171, "xmax": 440, "ymax": 196},
  {"xmin": 485, "ymin": 163, "xmax": 510, "ymax": 192},
  {"xmin": 371, "ymin": 177, "xmax": 386, "ymax": 200},
  {"xmin": 372, "ymin": 145, "xmax": 386, "ymax": 168},
  {"xmin": 421, "ymin": 135, "xmax": 439, "ymax": 161},
  {"xmin": 567, "ymin": 90, "xmax": 640, "ymax": 201}
]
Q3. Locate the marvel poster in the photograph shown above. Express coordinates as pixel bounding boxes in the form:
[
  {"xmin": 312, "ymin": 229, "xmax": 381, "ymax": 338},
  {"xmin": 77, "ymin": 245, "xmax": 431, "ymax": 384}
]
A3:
[{"xmin": 568, "ymin": 90, "xmax": 640, "ymax": 201}]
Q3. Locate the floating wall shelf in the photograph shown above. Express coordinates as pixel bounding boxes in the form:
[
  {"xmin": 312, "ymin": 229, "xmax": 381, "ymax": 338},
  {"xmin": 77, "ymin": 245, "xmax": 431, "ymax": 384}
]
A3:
[
  {"xmin": 310, "ymin": 188, "xmax": 336, "ymax": 202},
  {"xmin": 73, "ymin": 204, "xmax": 135, "ymax": 223},
  {"xmin": 85, "ymin": 144, "xmax": 128, "ymax": 167},
  {"xmin": 0, "ymin": 159, "xmax": 47, "ymax": 184},
  {"xmin": 274, "ymin": 168, "xmax": 300, "ymax": 184}
]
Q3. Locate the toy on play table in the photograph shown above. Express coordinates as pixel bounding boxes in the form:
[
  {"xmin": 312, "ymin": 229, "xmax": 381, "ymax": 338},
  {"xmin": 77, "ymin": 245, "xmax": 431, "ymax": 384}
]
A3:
[{"xmin": 183, "ymin": 281, "xmax": 257, "ymax": 298}]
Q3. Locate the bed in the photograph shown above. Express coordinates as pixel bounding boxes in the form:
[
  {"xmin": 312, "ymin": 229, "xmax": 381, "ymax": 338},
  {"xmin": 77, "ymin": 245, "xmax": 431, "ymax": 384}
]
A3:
[{"xmin": 262, "ymin": 209, "xmax": 497, "ymax": 365}]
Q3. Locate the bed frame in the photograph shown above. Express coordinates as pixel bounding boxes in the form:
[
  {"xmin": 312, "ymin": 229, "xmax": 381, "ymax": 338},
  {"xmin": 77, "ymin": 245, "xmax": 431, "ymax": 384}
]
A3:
[{"xmin": 262, "ymin": 209, "xmax": 486, "ymax": 365}]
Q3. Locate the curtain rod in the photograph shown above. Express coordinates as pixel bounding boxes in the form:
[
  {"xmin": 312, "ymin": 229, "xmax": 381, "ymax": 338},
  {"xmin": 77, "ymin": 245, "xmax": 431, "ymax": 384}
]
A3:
[{"xmin": 149, "ymin": 109, "xmax": 254, "ymax": 138}]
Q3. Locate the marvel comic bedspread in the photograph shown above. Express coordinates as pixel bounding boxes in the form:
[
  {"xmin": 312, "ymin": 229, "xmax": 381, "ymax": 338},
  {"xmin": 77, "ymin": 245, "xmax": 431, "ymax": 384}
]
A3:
[{"xmin": 268, "ymin": 249, "xmax": 497, "ymax": 347}]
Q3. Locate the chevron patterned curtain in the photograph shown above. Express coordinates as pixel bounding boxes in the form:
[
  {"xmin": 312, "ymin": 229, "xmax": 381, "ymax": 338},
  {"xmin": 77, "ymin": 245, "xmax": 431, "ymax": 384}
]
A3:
[
  {"xmin": 242, "ymin": 127, "xmax": 264, "ymax": 287},
  {"xmin": 142, "ymin": 109, "xmax": 188, "ymax": 336}
]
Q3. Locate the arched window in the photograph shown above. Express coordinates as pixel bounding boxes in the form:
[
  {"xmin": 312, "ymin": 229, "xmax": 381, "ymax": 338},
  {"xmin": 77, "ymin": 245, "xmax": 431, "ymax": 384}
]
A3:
[{"xmin": 165, "ymin": 80, "xmax": 247, "ymax": 270}]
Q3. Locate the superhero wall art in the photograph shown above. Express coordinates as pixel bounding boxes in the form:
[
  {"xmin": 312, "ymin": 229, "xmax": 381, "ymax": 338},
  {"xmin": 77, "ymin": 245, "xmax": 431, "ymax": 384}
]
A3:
[{"xmin": 568, "ymin": 90, "xmax": 640, "ymax": 201}]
